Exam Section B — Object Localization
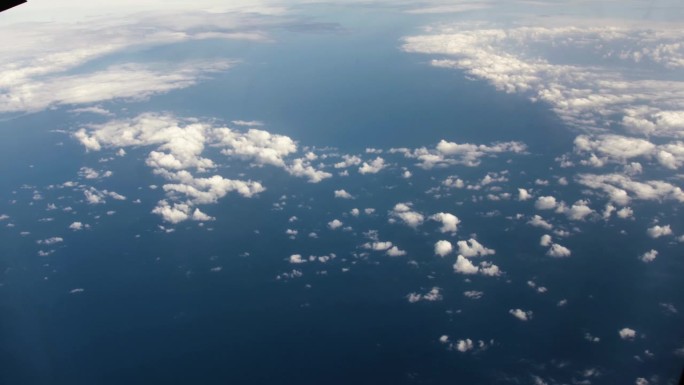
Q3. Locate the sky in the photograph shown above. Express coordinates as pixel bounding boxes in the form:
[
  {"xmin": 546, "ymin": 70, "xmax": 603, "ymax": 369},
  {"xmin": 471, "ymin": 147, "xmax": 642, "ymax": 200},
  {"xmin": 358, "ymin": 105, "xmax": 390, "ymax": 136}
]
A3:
[{"xmin": 1, "ymin": 1, "xmax": 684, "ymax": 385}]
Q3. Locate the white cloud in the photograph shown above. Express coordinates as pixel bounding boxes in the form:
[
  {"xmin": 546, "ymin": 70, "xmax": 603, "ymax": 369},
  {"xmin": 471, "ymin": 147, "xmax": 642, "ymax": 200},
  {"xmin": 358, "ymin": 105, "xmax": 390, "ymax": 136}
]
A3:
[
  {"xmin": 453, "ymin": 255, "xmax": 479, "ymax": 275},
  {"xmin": 564, "ymin": 200, "xmax": 594, "ymax": 221},
  {"xmin": 547, "ymin": 243, "xmax": 571, "ymax": 258},
  {"xmin": 386, "ymin": 246, "xmax": 407, "ymax": 257},
  {"xmin": 363, "ymin": 241, "xmax": 393, "ymax": 251},
  {"xmin": 334, "ymin": 155, "xmax": 362, "ymax": 169},
  {"xmin": 289, "ymin": 254, "xmax": 305, "ymax": 264},
  {"xmin": 509, "ymin": 308, "xmax": 533, "ymax": 321},
  {"xmin": 639, "ymin": 249, "xmax": 658, "ymax": 263},
  {"xmin": 577, "ymin": 173, "xmax": 684, "ymax": 205},
  {"xmin": 540, "ymin": 234, "xmax": 552, "ymax": 247},
  {"xmin": 37, "ymin": 237, "xmax": 63, "ymax": 245},
  {"xmin": 358, "ymin": 157, "xmax": 387, "ymax": 174},
  {"xmin": 518, "ymin": 188, "xmax": 531, "ymax": 201},
  {"xmin": 617, "ymin": 207, "xmax": 634, "ymax": 219},
  {"xmin": 350, "ymin": 208, "xmax": 360, "ymax": 216},
  {"xmin": 619, "ymin": 328, "xmax": 637, "ymax": 340},
  {"xmin": 464, "ymin": 290, "xmax": 484, "ymax": 299},
  {"xmin": 647, "ymin": 224, "xmax": 672, "ymax": 238},
  {"xmin": 455, "ymin": 339, "xmax": 474, "ymax": 353},
  {"xmin": 429, "ymin": 212, "xmax": 460, "ymax": 234},
  {"xmin": 334, "ymin": 189, "xmax": 354, "ymax": 199},
  {"xmin": 407, "ymin": 287, "xmax": 442, "ymax": 303},
  {"xmin": 434, "ymin": 240, "xmax": 453, "ymax": 257},
  {"xmin": 402, "ymin": 25, "xmax": 684, "ymax": 142},
  {"xmin": 392, "ymin": 140, "xmax": 526, "ymax": 169},
  {"xmin": 69, "ymin": 221, "xmax": 83, "ymax": 231},
  {"xmin": 457, "ymin": 238, "xmax": 495, "ymax": 257},
  {"xmin": 75, "ymin": 113, "xmax": 335, "ymax": 222},
  {"xmin": 328, "ymin": 219, "xmax": 343, "ymax": 230},
  {"xmin": 389, "ymin": 202, "xmax": 424, "ymax": 228},
  {"xmin": 535, "ymin": 196, "xmax": 558, "ymax": 210},
  {"xmin": 528, "ymin": 215, "xmax": 553, "ymax": 230}
]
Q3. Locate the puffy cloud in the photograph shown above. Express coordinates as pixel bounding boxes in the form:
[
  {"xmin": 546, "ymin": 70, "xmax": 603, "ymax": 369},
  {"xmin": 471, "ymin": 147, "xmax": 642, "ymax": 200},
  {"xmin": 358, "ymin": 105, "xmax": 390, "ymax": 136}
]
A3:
[
  {"xmin": 647, "ymin": 224, "xmax": 672, "ymax": 238},
  {"xmin": 577, "ymin": 173, "xmax": 684, "ymax": 205},
  {"xmin": 619, "ymin": 328, "xmax": 637, "ymax": 340},
  {"xmin": 289, "ymin": 254, "xmax": 305, "ymax": 264},
  {"xmin": 386, "ymin": 246, "xmax": 407, "ymax": 257},
  {"xmin": 479, "ymin": 261, "xmax": 502, "ymax": 276},
  {"xmin": 535, "ymin": 196, "xmax": 558, "ymax": 210},
  {"xmin": 334, "ymin": 155, "xmax": 362, "ymax": 169},
  {"xmin": 363, "ymin": 241, "xmax": 393, "ymax": 251},
  {"xmin": 509, "ymin": 309, "xmax": 533, "ymax": 321},
  {"xmin": 518, "ymin": 188, "xmax": 531, "ymax": 201},
  {"xmin": 617, "ymin": 207, "xmax": 634, "ymax": 219},
  {"xmin": 528, "ymin": 215, "xmax": 553, "ymax": 230},
  {"xmin": 564, "ymin": 200, "xmax": 594, "ymax": 221},
  {"xmin": 393, "ymin": 140, "xmax": 526, "ymax": 169},
  {"xmin": 453, "ymin": 255, "xmax": 479, "ymax": 275},
  {"xmin": 350, "ymin": 208, "xmax": 360, "ymax": 216},
  {"xmin": 429, "ymin": 212, "xmax": 460, "ymax": 234},
  {"xmin": 328, "ymin": 219, "xmax": 343, "ymax": 230},
  {"xmin": 434, "ymin": 240, "xmax": 453, "ymax": 257},
  {"xmin": 75, "ymin": 113, "xmax": 334, "ymax": 222},
  {"xmin": 389, "ymin": 202, "xmax": 424, "ymax": 228},
  {"xmin": 540, "ymin": 234, "xmax": 552, "ymax": 247},
  {"xmin": 37, "ymin": 237, "xmax": 63, "ymax": 245},
  {"xmin": 358, "ymin": 157, "xmax": 387, "ymax": 174},
  {"xmin": 334, "ymin": 189, "xmax": 354, "ymax": 199},
  {"xmin": 639, "ymin": 249, "xmax": 658, "ymax": 263},
  {"xmin": 402, "ymin": 26, "xmax": 684, "ymax": 142},
  {"xmin": 151, "ymin": 201, "xmax": 191, "ymax": 224},
  {"xmin": 574, "ymin": 134, "xmax": 656, "ymax": 162},
  {"xmin": 547, "ymin": 243, "xmax": 571, "ymax": 258},
  {"xmin": 69, "ymin": 222, "xmax": 84, "ymax": 231},
  {"xmin": 457, "ymin": 238, "xmax": 495, "ymax": 257},
  {"xmin": 407, "ymin": 287, "xmax": 442, "ymax": 303}
]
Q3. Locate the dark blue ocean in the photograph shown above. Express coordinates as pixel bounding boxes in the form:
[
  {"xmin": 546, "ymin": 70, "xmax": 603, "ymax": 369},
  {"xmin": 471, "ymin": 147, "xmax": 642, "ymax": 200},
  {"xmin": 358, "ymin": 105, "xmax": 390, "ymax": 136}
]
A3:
[{"xmin": 1, "ymin": 6, "xmax": 683, "ymax": 385}]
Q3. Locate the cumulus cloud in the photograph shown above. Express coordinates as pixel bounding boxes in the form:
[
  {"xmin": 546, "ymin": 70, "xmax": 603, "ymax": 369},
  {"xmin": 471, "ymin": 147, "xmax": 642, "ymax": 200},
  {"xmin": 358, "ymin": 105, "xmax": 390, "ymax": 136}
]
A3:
[
  {"xmin": 407, "ymin": 287, "xmax": 442, "ymax": 303},
  {"xmin": 535, "ymin": 196, "xmax": 558, "ymax": 210},
  {"xmin": 518, "ymin": 188, "xmax": 531, "ymax": 201},
  {"xmin": 646, "ymin": 224, "xmax": 672, "ymax": 238},
  {"xmin": 639, "ymin": 249, "xmax": 658, "ymax": 263},
  {"xmin": 392, "ymin": 140, "xmax": 526, "ymax": 169},
  {"xmin": 540, "ymin": 234, "xmax": 552, "ymax": 247},
  {"xmin": 546, "ymin": 243, "xmax": 571, "ymax": 258},
  {"xmin": 363, "ymin": 241, "xmax": 393, "ymax": 251},
  {"xmin": 358, "ymin": 157, "xmax": 386, "ymax": 174},
  {"xmin": 528, "ymin": 215, "xmax": 553, "ymax": 230},
  {"xmin": 577, "ymin": 173, "xmax": 684, "ymax": 205},
  {"xmin": 619, "ymin": 328, "xmax": 637, "ymax": 340},
  {"xmin": 386, "ymin": 246, "xmax": 407, "ymax": 257},
  {"xmin": 328, "ymin": 219, "xmax": 343, "ymax": 230},
  {"xmin": 69, "ymin": 221, "xmax": 84, "ymax": 231},
  {"xmin": 334, "ymin": 189, "xmax": 354, "ymax": 199},
  {"xmin": 75, "ymin": 113, "xmax": 334, "ymax": 222},
  {"xmin": 509, "ymin": 308, "xmax": 533, "ymax": 321},
  {"xmin": 453, "ymin": 255, "xmax": 479, "ymax": 274},
  {"xmin": 434, "ymin": 240, "xmax": 453, "ymax": 257},
  {"xmin": 389, "ymin": 202, "xmax": 424, "ymax": 228},
  {"xmin": 37, "ymin": 237, "xmax": 64, "ymax": 245},
  {"xmin": 429, "ymin": 212, "xmax": 460, "ymax": 234},
  {"xmin": 402, "ymin": 25, "xmax": 684, "ymax": 142},
  {"xmin": 457, "ymin": 238, "xmax": 495, "ymax": 257}
]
